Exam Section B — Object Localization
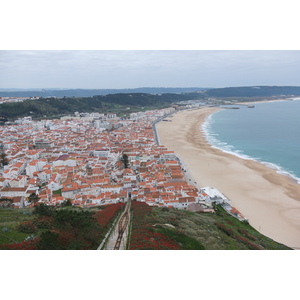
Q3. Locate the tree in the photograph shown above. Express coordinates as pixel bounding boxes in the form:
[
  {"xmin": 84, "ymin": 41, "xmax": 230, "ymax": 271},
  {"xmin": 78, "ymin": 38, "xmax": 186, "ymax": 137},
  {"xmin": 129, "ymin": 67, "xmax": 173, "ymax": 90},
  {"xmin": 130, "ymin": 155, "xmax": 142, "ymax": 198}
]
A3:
[
  {"xmin": 121, "ymin": 154, "xmax": 129, "ymax": 169},
  {"xmin": 37, "ymin": 231, "xmax": 63, "ymax": 250},
  {"xmin": 61, "ymin": 199, "xmax": 72, "ymax": 207},
  {"xmin": 0, "ymin": 198, "xmax": 13, "ymax": 208},
  {"xmin": 33, "ymin": 203, "xmax": 55, "ymax": 216},
  {"xmin": 53, "ymin": 209, "xmax": 97, "ymax": 249},
  {"xmin": 0, "ymin": 143, "xmax": 8, "ymax": 167},
  {"xmin": 28, "ymin": 193, "xmax": 40, "ymax": 206}
]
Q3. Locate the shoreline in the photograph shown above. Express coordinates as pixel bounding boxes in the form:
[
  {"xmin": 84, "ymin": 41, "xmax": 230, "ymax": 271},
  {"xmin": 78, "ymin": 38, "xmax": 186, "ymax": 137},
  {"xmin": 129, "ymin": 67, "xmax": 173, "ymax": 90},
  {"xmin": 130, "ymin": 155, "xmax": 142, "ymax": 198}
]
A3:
[
  {"xmin": 201, "ymin": 109, "xmax": 300, "ymax": 186},
  {"xmin": 156, "ymin": 107, "xmax": 300, "ymax": 249}
]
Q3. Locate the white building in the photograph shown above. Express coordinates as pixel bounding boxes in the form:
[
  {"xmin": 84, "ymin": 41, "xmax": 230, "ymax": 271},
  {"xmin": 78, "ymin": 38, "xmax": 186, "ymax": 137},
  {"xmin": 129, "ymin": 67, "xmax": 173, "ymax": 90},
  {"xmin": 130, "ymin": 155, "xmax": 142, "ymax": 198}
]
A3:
[
  {"xmin": 94, "ymin": 120, "xmax": 113, "ymax": 131},
  {"xmin": 200, "ymin": 187, "xmax": 230, "ymax": 205}
]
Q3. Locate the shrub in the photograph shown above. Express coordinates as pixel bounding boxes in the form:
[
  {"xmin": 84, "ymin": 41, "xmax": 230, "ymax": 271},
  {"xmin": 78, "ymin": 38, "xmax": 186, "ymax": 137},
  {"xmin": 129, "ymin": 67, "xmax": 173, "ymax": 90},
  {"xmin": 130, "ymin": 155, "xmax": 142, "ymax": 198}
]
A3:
[
  {"xmin": 94, "ymin": 203, "xmax": 125, "ymax": 228},
  {"xmin": 236, "ymin": 235, "xmax": 263, "ymax": 250},
  {"xmin": 17, "ymin": 221, "xmax": 37, "ymax": 234},
  {"xmin": 237, "ymin": 228, "xmax": 256, "ymax": 241},
  {"xmin": 33, "ymin": 216, "xmax": 53, "ymax": 229},
  {"xmin": 215, "ymin": 222, "xmax": 234, "ymax": 237},
  {"xmin": 33, "ymin": 203, "xmax": 55, "ymax": 216},
  {"xmin": 0, "ymin": 240, "xmax": 37, "ymax": 250},
  {"xmin": 37, "ymin": 231, "xmax": 66, "ymax": 250}
]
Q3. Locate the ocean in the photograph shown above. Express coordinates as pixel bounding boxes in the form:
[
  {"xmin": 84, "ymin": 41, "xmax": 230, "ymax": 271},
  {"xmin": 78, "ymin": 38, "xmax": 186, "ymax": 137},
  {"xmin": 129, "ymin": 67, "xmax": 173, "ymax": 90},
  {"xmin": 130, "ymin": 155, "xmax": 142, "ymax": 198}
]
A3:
[{"xmin": 202, "ymin": 99, "xmax": 300, "ymax": 184}]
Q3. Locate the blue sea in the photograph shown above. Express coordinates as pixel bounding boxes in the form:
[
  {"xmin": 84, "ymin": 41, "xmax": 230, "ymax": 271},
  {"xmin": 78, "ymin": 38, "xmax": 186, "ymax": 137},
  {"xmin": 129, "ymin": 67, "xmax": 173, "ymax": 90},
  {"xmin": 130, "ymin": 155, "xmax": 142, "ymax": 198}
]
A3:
[{"xmin": 202, "ymin": 99, "xmax": 300, "ymax": 184}]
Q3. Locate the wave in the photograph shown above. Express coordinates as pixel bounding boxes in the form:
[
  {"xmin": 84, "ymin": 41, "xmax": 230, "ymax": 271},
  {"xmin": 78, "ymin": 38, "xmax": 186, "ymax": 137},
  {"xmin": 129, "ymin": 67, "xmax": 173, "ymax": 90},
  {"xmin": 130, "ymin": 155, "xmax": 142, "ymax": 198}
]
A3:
[{"xmin": 201, "ymin": 111, "xmax": 300, "ymax": 185}]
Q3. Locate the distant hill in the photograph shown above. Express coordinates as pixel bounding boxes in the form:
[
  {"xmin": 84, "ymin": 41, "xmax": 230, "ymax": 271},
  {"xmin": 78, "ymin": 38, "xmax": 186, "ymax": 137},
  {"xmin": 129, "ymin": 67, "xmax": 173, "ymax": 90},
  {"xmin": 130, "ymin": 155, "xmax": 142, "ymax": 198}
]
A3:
[
  {"xmin": 0, "ymin": 92, "xmax": 203, "ymax": 120},
  {"xmin": 205, "ymin": 85, "xmax": 300, "ymax": 97},
  {"xmin": 2, "ymin": 85, "xmax": 300, "ymax": 98},
  {"xmin": 1, "ymin": 85, "xmax": 300, "ymax": 120},
  {"xmin": 0, "ymin": 87, "xmax": 207, "ymax": 98}
]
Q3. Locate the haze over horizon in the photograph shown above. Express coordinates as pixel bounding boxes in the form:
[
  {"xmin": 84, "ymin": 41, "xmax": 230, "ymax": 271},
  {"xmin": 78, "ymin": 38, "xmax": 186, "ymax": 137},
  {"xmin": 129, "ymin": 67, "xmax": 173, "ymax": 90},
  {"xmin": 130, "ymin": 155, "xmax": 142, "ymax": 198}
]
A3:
[{"xmin": 1, "ymin": 50, "xmax": 300, "ymax": 90}]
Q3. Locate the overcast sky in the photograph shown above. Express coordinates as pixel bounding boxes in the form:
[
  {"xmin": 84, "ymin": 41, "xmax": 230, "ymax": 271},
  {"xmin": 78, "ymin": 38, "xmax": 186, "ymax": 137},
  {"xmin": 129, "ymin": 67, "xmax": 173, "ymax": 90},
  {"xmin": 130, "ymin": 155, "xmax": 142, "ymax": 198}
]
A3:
[{"xmin": 1, "ymin": 50, "xmax": 300, "ymax": 89}]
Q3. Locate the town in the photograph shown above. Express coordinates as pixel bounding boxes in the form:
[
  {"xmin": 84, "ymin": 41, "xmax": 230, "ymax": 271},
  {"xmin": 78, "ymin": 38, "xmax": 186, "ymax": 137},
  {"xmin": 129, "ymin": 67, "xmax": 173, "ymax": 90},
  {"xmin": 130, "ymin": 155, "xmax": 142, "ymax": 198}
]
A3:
[
  {"xmin": 0, "ymin": 96, "xmax": 39, "ymax": 105},
  {"xmin": 0, "ymin": 106, "xmax": 246, "ymax": 221}
]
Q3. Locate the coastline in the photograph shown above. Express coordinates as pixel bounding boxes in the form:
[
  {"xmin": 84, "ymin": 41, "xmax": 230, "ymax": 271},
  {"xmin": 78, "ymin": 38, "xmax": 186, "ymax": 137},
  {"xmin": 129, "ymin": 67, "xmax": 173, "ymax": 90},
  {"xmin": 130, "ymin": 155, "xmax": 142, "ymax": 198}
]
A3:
[
  {"xmin": 156, "ymin": 107, "xmax": 300, "ymax": 249},
  {"xmin": 202, "ymin": 105, "xmax": 300, "ymax": 185}
]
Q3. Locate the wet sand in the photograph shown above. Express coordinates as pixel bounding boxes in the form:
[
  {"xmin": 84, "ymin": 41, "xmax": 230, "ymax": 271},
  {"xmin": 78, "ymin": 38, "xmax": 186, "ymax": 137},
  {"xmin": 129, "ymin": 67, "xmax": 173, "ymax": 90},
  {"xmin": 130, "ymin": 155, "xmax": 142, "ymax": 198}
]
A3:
[{"xmin": 156, "ymin": 108, "xmax": 300, "ymax": 249}]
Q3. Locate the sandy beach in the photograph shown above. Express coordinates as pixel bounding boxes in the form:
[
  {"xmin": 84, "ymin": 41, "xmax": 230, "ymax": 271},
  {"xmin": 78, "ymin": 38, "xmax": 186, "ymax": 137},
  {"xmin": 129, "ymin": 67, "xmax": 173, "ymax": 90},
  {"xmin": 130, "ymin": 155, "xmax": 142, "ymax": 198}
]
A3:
[{"xmin": 156, "ymin": 107, "xmax": 300, "ymax": 249}]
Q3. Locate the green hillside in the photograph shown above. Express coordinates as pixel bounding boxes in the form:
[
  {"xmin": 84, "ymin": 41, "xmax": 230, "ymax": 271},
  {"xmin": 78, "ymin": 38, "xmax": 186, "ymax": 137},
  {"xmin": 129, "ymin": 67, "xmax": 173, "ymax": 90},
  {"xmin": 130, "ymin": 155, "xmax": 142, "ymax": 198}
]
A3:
[
  {"xmin": 129, "ymin": 202, "xmax": 291, "ymax": 250},
  {"xmin": 0, "ymin": 93, "xmax": 201, "ymax": 120},
  {"xmin": 0, "ymin": 203, "xmax": 291, "ymax": 250}
]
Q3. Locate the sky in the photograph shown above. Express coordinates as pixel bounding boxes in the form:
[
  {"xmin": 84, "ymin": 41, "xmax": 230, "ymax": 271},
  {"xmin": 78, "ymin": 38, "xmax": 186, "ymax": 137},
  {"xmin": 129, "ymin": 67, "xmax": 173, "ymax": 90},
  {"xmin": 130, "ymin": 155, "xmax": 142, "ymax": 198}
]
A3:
[{"xmin": 1, "ymin": 50, "xmax": 300, "ymax": 90}]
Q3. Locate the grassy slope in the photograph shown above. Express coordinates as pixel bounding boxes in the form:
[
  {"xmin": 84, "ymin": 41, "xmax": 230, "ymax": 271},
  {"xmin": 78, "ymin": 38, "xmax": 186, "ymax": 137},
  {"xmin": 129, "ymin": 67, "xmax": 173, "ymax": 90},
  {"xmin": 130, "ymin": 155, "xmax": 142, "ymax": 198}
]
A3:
[
  {"xmin": 0, "ymin": 208, "xmax": 35, "ymax": 244},
  {"xmin": 1, "ymin": 204, "xmax": 292, "ymax": 250},
  {"xmin": 0, "ymin": 205, "xmax": 122, "ymax": 249},
  {"xmin": 150, "ymin": 205, "xmax": 291, "ymax": 250}
]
